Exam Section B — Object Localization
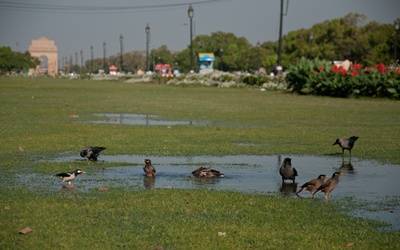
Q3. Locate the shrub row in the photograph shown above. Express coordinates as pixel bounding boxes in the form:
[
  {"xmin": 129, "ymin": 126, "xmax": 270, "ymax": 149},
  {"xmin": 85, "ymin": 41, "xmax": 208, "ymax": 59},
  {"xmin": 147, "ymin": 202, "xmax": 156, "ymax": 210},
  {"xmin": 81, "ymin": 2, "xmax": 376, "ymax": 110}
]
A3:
[{"xmin": 286, "ymin": 58, "xmax": 400, "ymax": 99}]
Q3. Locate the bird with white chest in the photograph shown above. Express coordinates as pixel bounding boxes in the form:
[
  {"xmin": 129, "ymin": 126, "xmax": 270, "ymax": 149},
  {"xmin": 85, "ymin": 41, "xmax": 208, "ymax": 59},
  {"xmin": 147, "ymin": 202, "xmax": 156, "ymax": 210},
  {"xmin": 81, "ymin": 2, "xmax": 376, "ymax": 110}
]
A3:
[{"xmin": 55, "ymin": 169, "xmax": 85, "ymax": 184}]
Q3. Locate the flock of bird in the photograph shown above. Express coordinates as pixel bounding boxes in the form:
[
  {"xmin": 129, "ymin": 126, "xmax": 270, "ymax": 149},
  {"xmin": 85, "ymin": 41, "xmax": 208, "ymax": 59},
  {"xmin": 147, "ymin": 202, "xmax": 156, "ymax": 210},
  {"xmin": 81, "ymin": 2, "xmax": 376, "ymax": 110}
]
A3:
[{"xmin": 55, "ymin": 136, "xmax": 359, "ymax": 200}]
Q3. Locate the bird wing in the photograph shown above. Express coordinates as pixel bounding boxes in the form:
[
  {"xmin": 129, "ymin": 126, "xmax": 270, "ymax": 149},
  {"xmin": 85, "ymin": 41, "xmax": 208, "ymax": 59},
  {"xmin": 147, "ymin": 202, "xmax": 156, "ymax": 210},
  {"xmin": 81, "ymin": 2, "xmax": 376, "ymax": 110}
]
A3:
[
  {"xmin": 301, "ymin": 178, "xmax": 317, "ymax": 188},
  {"xmin": 210, "ymin": 169, "xmax": 222, "ymax": 176},
  {"xmin": 91, "ymin": 147, "xmax": 106, "ymax": 154},
  {"xmin": 55, "ymin": 172, "xmax": 71, "ymax": 177},
  {"xmin": 317, "ymin": 178, "xmax": 333, "ymax": 191},
  {"xmin": 279, "ymin": 167, "xmax": 285, "ymax": 177},
  {"xmin": 293, "ymin": 168, "xmax": 298, "ymax": 177}
]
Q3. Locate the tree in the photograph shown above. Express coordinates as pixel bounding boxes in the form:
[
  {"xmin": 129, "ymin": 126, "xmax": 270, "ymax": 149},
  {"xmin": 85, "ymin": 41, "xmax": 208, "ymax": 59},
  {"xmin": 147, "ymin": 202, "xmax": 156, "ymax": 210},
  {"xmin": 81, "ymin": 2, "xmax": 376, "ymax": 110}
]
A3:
[
  {"xmin": 262, "ymin": 13, "xmax": 399, "ymax": 67},
  {"xmin": 0, "ymin": 46, "xmax": 38, "ymax": 74},
  {"xmin": 175, "ymin": 31, "xmax": 259, "ymax": 72},
  {"xmin": 150, "ymin": 45, "xmax": 174, "ymax": 68}
]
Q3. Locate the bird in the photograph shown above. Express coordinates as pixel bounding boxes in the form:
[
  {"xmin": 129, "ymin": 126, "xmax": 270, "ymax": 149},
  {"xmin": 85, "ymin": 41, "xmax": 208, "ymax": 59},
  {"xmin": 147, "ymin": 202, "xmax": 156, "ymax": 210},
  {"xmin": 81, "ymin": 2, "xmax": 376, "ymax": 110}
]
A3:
[
  {"xmin": 333, "ymin": 136, "xmax": 359, "ymax": 160},
  {"xmin": 279, "ymin": 157, "xmax": 298, "ymax": 183},
  {"xmin": 55, "ymin": 169, "xmax": 85, "ymax": 184},
  {"xmin": 143, "ymin": 159, "xmax": 156, "ymax": 177},
  {"xmin": 313, "ymin": 172, "xmax": 341, "ymax": 200},
  {"xmin": 80, "ymin": 146, "xmax": 106, "ymax": 161},
  {"xmin": 296, "ymin": 174, "xmax": 327, "ymax": 198},
  {"xmin": 192, "ymin": 166, "xmax": 224, "ymax": 178}
]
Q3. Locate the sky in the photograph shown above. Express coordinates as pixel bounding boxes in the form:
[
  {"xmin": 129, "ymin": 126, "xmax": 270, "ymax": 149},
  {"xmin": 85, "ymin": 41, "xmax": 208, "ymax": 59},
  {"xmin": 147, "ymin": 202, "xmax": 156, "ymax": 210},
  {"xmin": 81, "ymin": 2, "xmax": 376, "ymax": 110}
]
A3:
[{"xmin": 0, "ymin": 0, "xmax": 399, "ymax": 61}]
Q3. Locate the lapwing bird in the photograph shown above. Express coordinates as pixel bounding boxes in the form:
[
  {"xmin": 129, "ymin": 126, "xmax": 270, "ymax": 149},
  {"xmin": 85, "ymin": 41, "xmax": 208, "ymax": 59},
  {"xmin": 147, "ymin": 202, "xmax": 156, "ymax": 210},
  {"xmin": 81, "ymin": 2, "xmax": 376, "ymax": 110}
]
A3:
[
  {"xmin": 279, "ymin": 158, "xmax": 298, "ymax": 183},
  {"xmin": 313, "ymin": 172, "xmax": 341, "ymax": 200},
  {"xmin": 55, "ymin": 169, "xmax": 85, "ymax": 184},
  {"xmin": 192, "ymin": 166, "xmax": 224, "ymax": 178},
  {"xmin": 143, "ymin": 159, "xmax": 156, "ymax": 177},
  {"xmin": 296, "ymin": 174, "xmax": 327, "ymax": 198},
  {"xmin": 333, "ymin": 136, "xmax": 359, "ymax": 160},
  {"xmin": 80, "ymin": 146, "xmax": 106, "ymax": 161}
]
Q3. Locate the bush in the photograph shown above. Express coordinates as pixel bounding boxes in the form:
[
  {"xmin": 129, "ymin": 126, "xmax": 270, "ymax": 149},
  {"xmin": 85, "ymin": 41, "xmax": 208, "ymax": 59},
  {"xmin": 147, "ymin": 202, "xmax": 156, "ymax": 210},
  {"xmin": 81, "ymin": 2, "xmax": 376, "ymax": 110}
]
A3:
[
  {"xmin": 286, "ymin": 58, "xmax": 400, "ymax": 99},
  {"xmin": 240, "ymin": 75, "xmax": 269, "ymax": 86}
]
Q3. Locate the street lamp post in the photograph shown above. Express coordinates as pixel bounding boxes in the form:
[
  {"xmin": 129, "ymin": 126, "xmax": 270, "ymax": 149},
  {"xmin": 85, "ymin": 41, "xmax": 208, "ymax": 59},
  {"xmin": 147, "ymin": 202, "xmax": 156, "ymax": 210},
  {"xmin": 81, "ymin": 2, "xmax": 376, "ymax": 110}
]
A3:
[
  {"xmin": 103, "ymin": 42, "xmax": 106, "ymax": 73},
  {"xmin": 80, "ymin": 49, "xmax": 83, "ymax": 74},
  {"xmin": 90, "ymin": 45, "xmax": 94, "ymax": 74},
  {"xmin": 395, "ymin": 22, "xmax": 399, "ymax": 63},
  {"xmin": 119, "ymin": 34, "xmax": 124, "ymax": 73},
  {"xmin": 145, "ymin": 24, "xmax": 151, "ymax": 72},
  {"xmin": 277, "ymin": 0, "xmax": 284, "ymax": 69},
  {"xmin": 188, "ymin": 4, "xmax": 194, "ymax": 72}
]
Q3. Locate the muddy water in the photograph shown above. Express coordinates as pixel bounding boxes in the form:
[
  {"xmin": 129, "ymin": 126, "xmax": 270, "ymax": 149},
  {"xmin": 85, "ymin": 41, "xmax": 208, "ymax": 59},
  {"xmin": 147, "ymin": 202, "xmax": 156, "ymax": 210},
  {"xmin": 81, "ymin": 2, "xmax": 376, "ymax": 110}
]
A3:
[{"xmin": 18, "ymin": 154, "xmax": 400, "ymax": 230}]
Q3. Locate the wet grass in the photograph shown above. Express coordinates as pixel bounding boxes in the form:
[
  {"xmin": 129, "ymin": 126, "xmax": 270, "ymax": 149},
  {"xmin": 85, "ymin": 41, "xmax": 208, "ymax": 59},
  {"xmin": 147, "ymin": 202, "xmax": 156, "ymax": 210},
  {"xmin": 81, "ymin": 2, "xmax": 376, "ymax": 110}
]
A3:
[
  {"xmin": 1, "ymin": 77, "xmax": 400, "ymax": 248},
  {"xmin": 1, "ymin": 188, "xmax": 399, "ymax": 250},
  {"xmin": 1, "ymin": 77, "xmax": 399, "ymax": 168}
]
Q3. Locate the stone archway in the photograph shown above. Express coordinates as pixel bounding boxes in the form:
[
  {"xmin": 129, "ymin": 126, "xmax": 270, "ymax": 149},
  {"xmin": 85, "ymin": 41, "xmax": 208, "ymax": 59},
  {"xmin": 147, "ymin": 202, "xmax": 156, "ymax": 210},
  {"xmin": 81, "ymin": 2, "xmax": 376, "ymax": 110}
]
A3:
[
  {"xmin": 28, "ymin": 37, "xmax": 58, "ymax": 76},
  {"xmin": 38, "ymin": 55, "xmax": 49, "ymax": 74}
]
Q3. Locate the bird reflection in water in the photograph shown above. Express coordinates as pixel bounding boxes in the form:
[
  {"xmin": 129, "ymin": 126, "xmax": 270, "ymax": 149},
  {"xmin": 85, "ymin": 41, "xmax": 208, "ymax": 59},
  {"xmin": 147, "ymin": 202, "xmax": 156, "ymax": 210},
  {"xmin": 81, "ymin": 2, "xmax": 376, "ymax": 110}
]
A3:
[
  {"xmin": 339, "ymin": 161, "xmax": 355, "ymax": 175},
  {"xmin": 191, "ymin": 176, "xmax": 221, "ymax": 186},
  {"xmin": 143, "ymin": 176, "xmax": 156, "ymax": 189},
  {"xmin": 61, "ymin": 183, "xmax": 76, "ymax": 191},
  {"xmin": 279, "ymin": 182, "xmax": 298, "ymax": 196}
]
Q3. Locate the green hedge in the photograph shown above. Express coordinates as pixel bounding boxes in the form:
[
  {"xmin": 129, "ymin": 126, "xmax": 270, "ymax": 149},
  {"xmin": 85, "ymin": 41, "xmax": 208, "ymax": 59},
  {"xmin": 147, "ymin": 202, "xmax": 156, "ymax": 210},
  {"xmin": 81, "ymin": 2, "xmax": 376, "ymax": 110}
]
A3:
[{"xmin": 286, "ymin": 58, "xmax": 400, "ymax": 99}]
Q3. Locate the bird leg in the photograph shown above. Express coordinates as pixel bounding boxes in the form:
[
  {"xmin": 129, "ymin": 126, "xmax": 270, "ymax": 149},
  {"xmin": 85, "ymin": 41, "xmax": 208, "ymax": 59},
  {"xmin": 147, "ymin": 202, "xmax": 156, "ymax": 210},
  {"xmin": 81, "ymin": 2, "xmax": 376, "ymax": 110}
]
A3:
[{"xmin": 295, "ymin": 187, "xmax": 303, "ymax": 196}]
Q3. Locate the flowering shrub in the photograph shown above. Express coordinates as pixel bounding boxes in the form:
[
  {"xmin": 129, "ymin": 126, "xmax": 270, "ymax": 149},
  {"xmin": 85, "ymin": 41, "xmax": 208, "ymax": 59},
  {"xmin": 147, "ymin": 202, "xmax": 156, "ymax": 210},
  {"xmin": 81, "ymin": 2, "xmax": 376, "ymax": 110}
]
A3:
[{"xmin": 286, "ymin": 58, "xmax": 400, "ymax": 99}]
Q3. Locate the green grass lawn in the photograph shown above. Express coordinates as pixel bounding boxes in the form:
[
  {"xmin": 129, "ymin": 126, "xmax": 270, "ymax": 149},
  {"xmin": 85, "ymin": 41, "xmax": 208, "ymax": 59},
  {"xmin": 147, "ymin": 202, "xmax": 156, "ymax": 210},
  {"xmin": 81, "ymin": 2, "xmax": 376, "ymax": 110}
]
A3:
[
  {"xmin": 1, "ymin": 188, "xmax": 399, "ymax": 250},
  {"xmin": 0, "ymin": 77, "xmax": 399, "ymax": 249}
]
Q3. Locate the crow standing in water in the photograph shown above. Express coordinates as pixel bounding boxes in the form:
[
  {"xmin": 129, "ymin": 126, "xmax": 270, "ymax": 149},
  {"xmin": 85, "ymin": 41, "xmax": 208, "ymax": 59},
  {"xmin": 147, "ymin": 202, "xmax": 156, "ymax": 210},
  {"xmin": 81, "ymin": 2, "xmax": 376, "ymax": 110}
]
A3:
[
  {"xmin": 279, "ymin": 158, "xmax": 298, "ymax": 183},
  {"xmin": 80, "ymin": 146, "xmax": 106, "ymax": 161},
  {"xmin": 333, "ymin": 136, "xmax": 359, "ymax": 160},
  {"xmin": 143, "ymin": 159, "xmax": 156, "ymax": 177}
]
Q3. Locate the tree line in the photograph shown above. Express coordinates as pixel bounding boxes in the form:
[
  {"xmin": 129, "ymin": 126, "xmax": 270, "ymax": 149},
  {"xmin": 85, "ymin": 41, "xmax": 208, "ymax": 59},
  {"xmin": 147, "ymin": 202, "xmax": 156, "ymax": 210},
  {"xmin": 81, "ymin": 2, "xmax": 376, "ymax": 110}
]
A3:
[
  {"xmin": 1, "ymin": 13, "xmax": 399, "ymax": 75},
  {"xmin": 92, "ymin": 13, "xmax": 399, "ymax": 73}
]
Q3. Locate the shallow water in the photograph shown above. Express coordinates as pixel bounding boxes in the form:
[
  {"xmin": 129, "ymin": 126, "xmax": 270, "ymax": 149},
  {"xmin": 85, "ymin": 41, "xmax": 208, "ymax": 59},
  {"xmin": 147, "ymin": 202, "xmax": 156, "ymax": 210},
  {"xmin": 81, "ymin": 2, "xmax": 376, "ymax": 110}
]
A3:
[
  {"xmin": 89, "ymin": 113, "xmax": 209, "ymax": 126},
  {"xmin": 16, "ymin": 154, "xmax": 400, "ymax": 231}
]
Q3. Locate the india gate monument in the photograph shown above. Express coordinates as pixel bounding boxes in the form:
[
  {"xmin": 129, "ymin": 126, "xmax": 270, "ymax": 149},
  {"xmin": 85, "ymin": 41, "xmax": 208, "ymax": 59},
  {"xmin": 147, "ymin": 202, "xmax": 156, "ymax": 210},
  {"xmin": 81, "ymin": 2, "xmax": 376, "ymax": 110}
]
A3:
[{"xmin": 28, "ymin": 37, "xmax": 58, "ymax": 76}]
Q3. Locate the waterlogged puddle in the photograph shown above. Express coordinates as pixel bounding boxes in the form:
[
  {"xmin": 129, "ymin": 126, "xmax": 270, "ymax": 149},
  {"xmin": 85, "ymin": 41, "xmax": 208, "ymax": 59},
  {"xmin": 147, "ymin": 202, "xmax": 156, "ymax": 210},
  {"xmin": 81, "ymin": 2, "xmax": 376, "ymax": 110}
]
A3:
[
  {"xmin": 88, "ymin": 113, "xmax": 209, "ymax": 127},
  {"xmin": 17, "ymin": 154, "xmax": 400, "ymax": 231}
]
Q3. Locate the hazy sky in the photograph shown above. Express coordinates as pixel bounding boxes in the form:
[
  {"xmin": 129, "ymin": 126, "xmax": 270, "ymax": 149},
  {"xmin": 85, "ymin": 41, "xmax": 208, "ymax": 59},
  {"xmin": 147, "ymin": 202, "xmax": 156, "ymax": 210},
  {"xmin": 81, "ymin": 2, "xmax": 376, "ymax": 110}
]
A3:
[{"xmin": 0, "ymin": 0, "xmax": 399, "ymax": 61}]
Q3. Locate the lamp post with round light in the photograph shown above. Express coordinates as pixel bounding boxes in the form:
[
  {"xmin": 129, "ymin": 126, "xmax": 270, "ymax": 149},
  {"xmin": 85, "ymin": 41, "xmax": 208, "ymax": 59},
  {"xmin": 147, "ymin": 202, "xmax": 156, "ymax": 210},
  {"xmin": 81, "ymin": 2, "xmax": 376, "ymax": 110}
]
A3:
[{"xmin": 187, "ymin": 4, "xmax": 194, "ymax": 72}]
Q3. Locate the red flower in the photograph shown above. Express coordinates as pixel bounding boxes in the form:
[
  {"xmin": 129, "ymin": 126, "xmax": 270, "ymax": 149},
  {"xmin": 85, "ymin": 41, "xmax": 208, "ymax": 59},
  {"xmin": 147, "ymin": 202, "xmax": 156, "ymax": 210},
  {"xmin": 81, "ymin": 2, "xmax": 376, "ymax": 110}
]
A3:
[
  {"xmin": 376, "ymin": 63, "xmax": 386, "ymax": 74},
  {"xmin": 331, "ymin": 65, "xmax": 347, "ymax": 76},
  {"xmin": 331, "ymin": 65, "xmax": 339, "ymax": 73},
  {"xmin": 338, "ymin": 66, "xmax": 347, "ymax": 76},
  {"xmin": 352, "ymin": 63, "xmax": 362, "ymax": 71},
  {"xmin": 351, "ymin": 71, "xmax": 359, "ymax": 77}
]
